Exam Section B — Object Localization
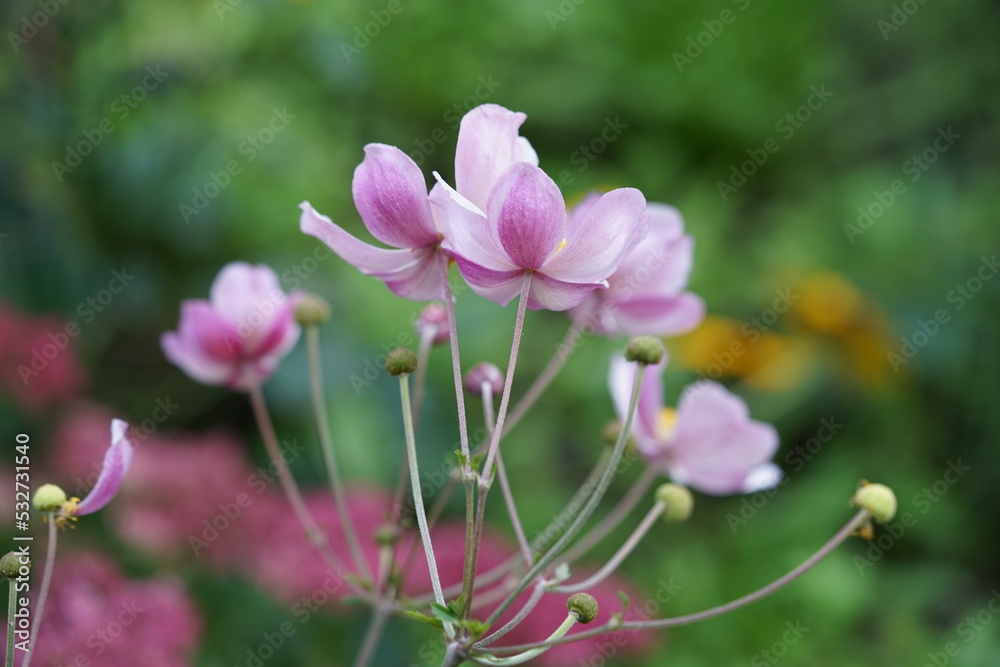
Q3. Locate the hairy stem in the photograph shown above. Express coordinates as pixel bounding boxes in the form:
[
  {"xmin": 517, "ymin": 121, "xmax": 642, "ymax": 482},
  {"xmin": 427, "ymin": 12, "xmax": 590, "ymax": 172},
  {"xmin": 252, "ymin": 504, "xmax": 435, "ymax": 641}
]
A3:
[{"xmin": 20, "ymin": 514, "xmax": 56, "ymax": 667}]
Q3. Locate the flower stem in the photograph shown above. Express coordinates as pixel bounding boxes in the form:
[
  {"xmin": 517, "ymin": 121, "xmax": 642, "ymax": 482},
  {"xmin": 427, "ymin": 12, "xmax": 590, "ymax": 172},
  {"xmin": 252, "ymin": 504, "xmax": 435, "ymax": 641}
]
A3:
[
  {"xmin": 465, "ymin": 274, "xmax": 532, "ymax": 620},
  {"xmin": 504, "ymin": 322, "xmax": 583, "ymax": 434},
  {"xmin": 398, "ymin": 374, "xmax": 453, "ymax": 637},
  {"xmin": 474, "ymin": 580, "xmax": 547, "ymax": 648},
  {"xmin": 558, "ymin": 466, "xmax": 657, "ymax": 566},
  {"xmin": 20, "ymin": 514, "xmax": 56, "ymax": 667},
  {"xmin": 352, "ymin": 606, "xmax": 391, "ymax": 667},
  {"xmin": 484, "ymin": 510, "xmax": 872, "ymax": 655},
  {"xmin": 471, "ymin": 614, "xmax": 577, "ymax": 665},
  {"xmin": 247, "ymin": 383, "xmax": 366, "ymax": 600},
  {"xmin": 551, "ymin": 500, "xmax": 665, "ymax": 594},
  {"xmin": 481, "ymin": 381, "xmax": 532, "ymax": 566},
  {"xmin": 306, "ymin": 325, "xmax": 372, "ymax": 582},
  {"xmin": 484, "ymin": 363, "xmax": 647, "ymax": 627}
]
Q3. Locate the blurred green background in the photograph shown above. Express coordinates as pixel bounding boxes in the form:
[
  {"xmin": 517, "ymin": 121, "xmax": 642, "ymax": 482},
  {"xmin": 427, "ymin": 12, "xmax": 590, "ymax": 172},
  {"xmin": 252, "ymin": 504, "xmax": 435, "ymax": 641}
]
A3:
[{"xmin": 2, "ymin": 0, "xmax": 998, "ymax": 665}]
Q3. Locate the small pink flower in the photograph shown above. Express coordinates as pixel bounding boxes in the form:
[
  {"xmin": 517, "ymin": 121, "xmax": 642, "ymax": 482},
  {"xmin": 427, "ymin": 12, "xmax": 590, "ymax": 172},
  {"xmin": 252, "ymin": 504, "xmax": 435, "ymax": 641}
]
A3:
[
  {"xmin": 570, "ymin": 198, "xmax": 705, "ymax": 337},
  {"xmin": 75, "ymin": 418, "xmax": 134, "ymax": 516},
  {"xmin": 609, "ymin": 356, "xmax": 781, "ymax": 495},
  {"xmin": 436, "ymin": 162, "xmax": 648, "ymax": 311},
  {"xmin": 160, "ymin": 262, "xmax": 300, "ymax": 390}
]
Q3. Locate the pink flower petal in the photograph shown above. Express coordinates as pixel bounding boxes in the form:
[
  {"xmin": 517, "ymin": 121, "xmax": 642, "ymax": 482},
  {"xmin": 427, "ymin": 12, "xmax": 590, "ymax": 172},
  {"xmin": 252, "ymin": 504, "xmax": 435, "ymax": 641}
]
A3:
[
  {"xmin": 490, "ymin": 163, "xmax": 566, "ymax": 270},
  {"xmin": 209, "ymin": 262, "xmax": 283, "ymax": 328},
  {"xmin": 455, "ymin": 104, "xmax": 537, "ymax": 211},
  {"xmin": 76, "ymin": 419, "xmax": 134, "ymax": 515},
  {"xmin": 526, "ymin": 272, "xmax": 603, "ymax": 311},
  {"xmin": 352, "ymin": 144, "xmax": 441, "ymax": 249},
  {"xmin": 607, "ymin": 355, "xmax": 665, "ymax": 449},
  {"xmin": 450, "ymin": 254, "xmax": 524, "ymax": 306},
  {"xmin": 160, "ymin": 332, "xmax": 235, "ymax": 387},
  {"xmin": 432, "ymin": 176, "xmax": 515, "ymax": 272},
  {"xmin": 609, "ymin": 293, "xmax": 706, "ymax": 337},
  {"xmin": 543, "ymin": 188, "xmax": 648, "ymax": 284}
]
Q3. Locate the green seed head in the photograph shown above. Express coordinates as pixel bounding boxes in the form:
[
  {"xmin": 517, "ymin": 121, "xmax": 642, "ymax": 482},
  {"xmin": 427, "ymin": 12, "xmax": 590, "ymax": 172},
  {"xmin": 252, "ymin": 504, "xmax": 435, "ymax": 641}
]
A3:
[
  {"xmin": 566, "ymin": 593, "xmax": 599, "ymax": 624},
  {"xmin": 385, "ymin": 348, "xmax": 418, "ymax": 376},
  {"xmin": 623, "ymin": 336, "xmax": 665, "ymax": 365},
  {"xmin": 294, "ymin": 293, "xmax": 331, "ymax": 326},
  {"xmin": 0, "ymin": 551, "xmax": 26, "ymax": 579},
  {"xmin": 33, "ymin": 484, "xmax": 67, "ymax": 512},
  {"xmin": 656, "ymin": 483, "xmax": 694, "ymax": 523},
  {"xmin": 851, "ymin": 482, "xmax": 897, "ymax": 523}
]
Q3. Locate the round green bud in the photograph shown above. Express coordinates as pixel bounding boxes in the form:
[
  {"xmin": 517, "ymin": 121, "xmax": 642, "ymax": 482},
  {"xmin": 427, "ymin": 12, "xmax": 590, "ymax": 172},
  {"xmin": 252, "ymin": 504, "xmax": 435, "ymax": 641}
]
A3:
[
  {"xmin": 0, "ymin": 552, "xmax": 27, "ymax": 579},
  {"xmin": 566, "ymin": 593, "xmax": 599, "ymax": 624},
  {"xmin": 656, "ymin": 483, "xmax": 694, "ymax": 523},
  {"xmin": 33, "ymin": 484, "xmax": 67, "ymax": 512},
  {"xmin": 851, "ymin": 482, "xmax": 897, "ymax": 523},
  {"xmin": 623, "ymin": 336, "xmax": 665, "ymax": 365},
  {"xmin": 294, "ymin": 293, "xmax": 331, "ymax": 326},
  {"xmin": 385, "ymin": 347, "xmax": 418, "ymax": 376}
]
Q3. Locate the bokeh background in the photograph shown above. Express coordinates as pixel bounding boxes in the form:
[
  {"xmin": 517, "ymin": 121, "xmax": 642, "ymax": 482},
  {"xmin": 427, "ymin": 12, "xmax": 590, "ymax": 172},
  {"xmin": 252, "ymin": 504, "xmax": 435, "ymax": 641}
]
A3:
[{"xmin": 2, "ymin": 0, "xmax": 999, "ymax": 665}]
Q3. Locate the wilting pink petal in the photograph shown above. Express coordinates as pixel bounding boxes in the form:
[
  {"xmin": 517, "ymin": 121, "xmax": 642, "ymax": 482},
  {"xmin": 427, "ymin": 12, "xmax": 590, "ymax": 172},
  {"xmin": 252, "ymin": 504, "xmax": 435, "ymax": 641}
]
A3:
[
  {"xmin": 455, "ymin": 104, "xmax": 538, "ymax": 211},
  {"xmin": 76, "ymin": 419, "xmax": 134, "ymax": 515},
  {"xmin": 161, "ymin": 262, "xmax": 300, "ymax": 390},
  {"xmin": 353, "ymin": 144, "xmax": 442, "ymax": 248},
  {"xmin": 571, "ymin": 200, "xmax": 704, "ymax": 337},
  {"xmin": 609, "ymin": 358, "xmax": 780, "ymax": 495}
]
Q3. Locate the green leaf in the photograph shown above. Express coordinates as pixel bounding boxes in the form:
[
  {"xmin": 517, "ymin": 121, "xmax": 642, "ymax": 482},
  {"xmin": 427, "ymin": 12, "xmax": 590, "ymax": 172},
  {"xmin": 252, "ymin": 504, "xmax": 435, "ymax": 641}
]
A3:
[
  {"xmin": 430, "ymin": 602, "xmax": 462, "ymax": 625},
  {"xmin": 404, "ymin": 610, "xmax": 444, "ymax": 630},
  {"xmin": 617, "ymin": 590, "xmax": 631, "ymax": 612}
]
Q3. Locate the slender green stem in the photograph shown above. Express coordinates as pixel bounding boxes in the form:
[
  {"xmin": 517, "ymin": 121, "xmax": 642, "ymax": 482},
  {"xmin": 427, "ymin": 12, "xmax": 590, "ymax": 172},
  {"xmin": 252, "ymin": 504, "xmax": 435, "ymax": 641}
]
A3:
[
  {"xmin": 558, "ymin": 466, "xmax": 657, "ymax": 566},
  {"xmin": 21, "ymin": 514, "xmax": 55, "ymax": 667},
  {"xmin": 399, "ymin": 374, "xmax": 453, "ymax": 637},
  {"xmin": 247, "ymin": 383, "xmax": 367, "ymax": 600},
  {"xmin": 484, "ymin": 363, "xmax": 647, "ymax": 627},
  {"xmin": 306, "ymin": 326, "xmax": 372, "ymax": 581},
  {"xmin": 483, "ymin": 510, "xmax": 873, "ymax": 655},
  {"xmin": 465, "ymin": 274, "xmax": 532, "ymax": 620},
  {"xmin": 551, "ymin": 500, "xmax": 664, "ymax": 594},
  {"xmin": 474, "ymin": 580, "xmax": 547, "ymax": 648},
  {"xmin": 471, "ymin": 614, "xmax": 577, "ymax": 665},
  {"xmin": 6, "ymin": 577, "xmax": 15, "ymax": 667},
  {"xmin": 482, "ymin": 381, "xmax": 532, "ymax": 566},
  {"xmin": 504, "ymin": 322, "xmax": 583, "ymax": 434}
]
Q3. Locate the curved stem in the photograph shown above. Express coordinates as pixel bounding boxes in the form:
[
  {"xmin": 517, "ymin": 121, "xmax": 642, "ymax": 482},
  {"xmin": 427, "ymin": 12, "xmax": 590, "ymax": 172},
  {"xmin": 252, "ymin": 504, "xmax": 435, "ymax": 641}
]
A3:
[
  {"xmin": 398, "ymin": 374, "xmax": 453, "ymax": 637},
  {"xmin": 504, "ymin": 322, "xmax": 583, "ymax": 435},
  {"xmin": 352, "ymin": 606, "xmax": 391, "ymax": 667},
  {"xmin": 20, "ymin": 514, "xmax": 56, "ymax": 667},
  {"xmin": 306, "ymin": 326, "xmax": 372, "ymax": 581},
  {"xmin": 551, "ymin": 500, "xmax": 664, "ymax": 594},
  {"xmin": 484, "ymin": 510, "xmax": 872, "ymax": 654},
  {"xmin": 484, "ymin": 363, "xmax": 647, "ymax": 627},
  {"xmin": 466, "ymin": 274, "xmax": 532, "ymax": 619},
  {"xmin": 474, "ymin": 580, "xmax": 547, "ymax": 648},
  {"xmin": 558, "ymin": 466, "xmax": 657, "ymax": 565},
  {"xmin": 482, "ymin": 382, "xmax": 532, "ymax": 566},
  {"xmin": 247, "ymin": 383, "xmax": 366, "ymax": 600},
  {"xmin": 471, "ymin": 614, "xmax": 577, "ymax": 665}
]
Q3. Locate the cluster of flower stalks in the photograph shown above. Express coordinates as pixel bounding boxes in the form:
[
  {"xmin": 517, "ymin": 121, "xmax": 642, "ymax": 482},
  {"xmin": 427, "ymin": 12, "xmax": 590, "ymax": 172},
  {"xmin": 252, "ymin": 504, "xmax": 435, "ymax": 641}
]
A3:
[{"xmin": 12, "ymin": 105, "xmax": 899, "ymax": 667}]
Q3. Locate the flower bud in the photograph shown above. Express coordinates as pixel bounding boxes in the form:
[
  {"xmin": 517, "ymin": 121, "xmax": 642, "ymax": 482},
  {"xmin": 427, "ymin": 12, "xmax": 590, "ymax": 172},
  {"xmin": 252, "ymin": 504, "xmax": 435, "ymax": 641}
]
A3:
[
  {"xmin": 294, "ymin": 293, "xmax": 331, "ymax": 326},
  {"xmin": 33, "ymin": 484, "xmax": 67, "ymax": 512},
  {"xmin": 656, "ymin": 483, "xmax": 693, "ymax": 522},
  {"xmin": 0, "ymin": 551, "xmax": 27, "ymax": 579},
  {"xmin": 623, "ymin": 336, "xmax": 665, "ymax": 365},
  {"xmin": 464, "ymin": 363, "xmax": 504, "ymax": 398},
  {"xmin": 415, "ymin": 302, "xmax": 450, "ymax": 346},
  {"xmin": 851, "ymin": 482, "xmax": 897, "ymax": 523},
  {"xmin": 385, "ymin": 348, "xmax": 418, "ymax": 376},
  {"xmin": 566, "ymin": 593, "xmax": 599, "ymax": 624}
]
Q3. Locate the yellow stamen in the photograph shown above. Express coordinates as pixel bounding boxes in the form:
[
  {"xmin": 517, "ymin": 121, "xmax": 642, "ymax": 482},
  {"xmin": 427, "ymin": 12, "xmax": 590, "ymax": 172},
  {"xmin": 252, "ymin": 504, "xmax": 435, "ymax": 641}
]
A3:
[
  {"xmin": 555, "ymin": 238, "xmax": 567, "ymax": 254},
  {"xmin": 656, "ymin": 407, "xmax": 677, "ymax": 441}
]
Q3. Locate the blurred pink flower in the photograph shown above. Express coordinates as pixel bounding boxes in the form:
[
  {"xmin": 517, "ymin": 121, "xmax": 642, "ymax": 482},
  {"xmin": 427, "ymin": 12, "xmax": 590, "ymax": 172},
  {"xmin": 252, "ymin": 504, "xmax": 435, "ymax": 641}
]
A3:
[
  {"xmin": 9, "ymin": 552, "xmax": 200, "ymax": 667},
  {"xmin": 0, "ymin": 301, "xmax": 86, "ymax": 411},
  {"xmin": 50, "ymin": 404, "xmax": 256, "ymax": 560},
  {"xmin": 570, "ymin": 199, "xmax": 705, "ymax": 337},
  {"xmin": 161, "ymin": 262, "xmax": 300, "ymax": 391},
  {"xmin": 610, "ymin": 356, "xmax": 781, "ymax": 495}
]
